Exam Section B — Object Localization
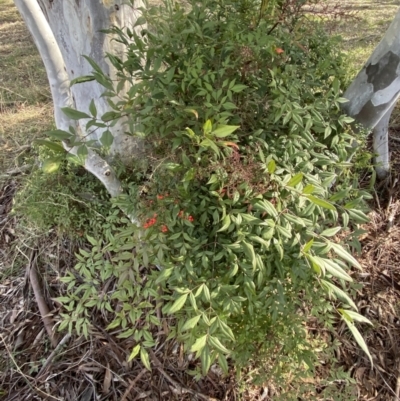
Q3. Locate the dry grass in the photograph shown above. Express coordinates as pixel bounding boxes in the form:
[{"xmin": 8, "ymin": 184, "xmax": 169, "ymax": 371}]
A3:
[
  {"xmin": 0, "ymin": 0, "xmax": 53, "ymax": 184},
  {"xmin": 329, "ymin": 0, "xmax": 399, "ymax": 76}
]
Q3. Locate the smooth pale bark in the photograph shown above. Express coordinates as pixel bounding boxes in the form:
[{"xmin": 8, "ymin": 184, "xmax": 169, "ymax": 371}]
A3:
[
  {"xmin": 13, "ymin": 0, "xmax": 143, "ymax": 196},
  {"xmin": 343, "ymin": 7, "xmax": 400, "ymax": 178},
  {"xmin": 373, "ymin": 103, "xmax": 395, "ymax": 179}
]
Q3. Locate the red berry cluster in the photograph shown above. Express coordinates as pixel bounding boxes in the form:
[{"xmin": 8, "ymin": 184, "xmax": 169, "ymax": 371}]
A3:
[
  {"xmin": 161, "ymin": 225, "xmax": 168, "ymax": 233},
  {"xmin": 157, "ymin": 193, "xmax": 169, "ymax": 200},
  {"xmin": 177, "ymin": 210, "xmax": 194, "ymax": 222},
  {"xmin": 143, "ymin": 213, "xmax": 158, "ymax": 229}
]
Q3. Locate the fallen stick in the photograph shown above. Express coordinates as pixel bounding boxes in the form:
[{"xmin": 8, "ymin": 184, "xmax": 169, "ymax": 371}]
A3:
[
  {"xmin": 121, "ymin": 368, "xmax": 147, "ymax": 401},
  {"xmin": 149, "ymin": 350, "xmax": 218, "ymax": 401},
  {"xmin": 29, "ymin": 250, "xmax": 58, "ymax": 347},
  {"xmin": 38, "ymin": 333, "xmax": 71, "ymax": 375}
]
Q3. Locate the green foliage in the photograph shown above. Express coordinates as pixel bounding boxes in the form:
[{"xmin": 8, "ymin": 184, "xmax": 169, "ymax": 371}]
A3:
[
  {"xmin": 14, "ymin": 145, "xmax": 112, "ymax": 238},
  {"xmin": 54, "ymin": 0, "xmax": 373, "ymax": 393}
]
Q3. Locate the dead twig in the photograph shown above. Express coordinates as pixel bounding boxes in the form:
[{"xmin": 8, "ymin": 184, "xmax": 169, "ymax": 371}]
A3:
[
  {"xmin": 395, "ymin": 359, "xmax": 400, "ymax": 400},
  {"xmin": 29, "ymin": 249, "xmax": 58, "ymax": 347},
  {"xmin": 0, "ymin": 333, "xmax": 63, "ymax": 401},
  {"xmin": 149, "ymin": 350, "xmax": 219, "ymax": 401},
  {"xmin": 1, "ymin": 164, "xmax": 33, "ymax": 177},
  {"xmin": 121, "ymin": 368, "xmax": 148, "ymax": 401},
  {"xmin": 38, "ymin": 333, "xmax": 71, "ymax": 375},
  {"xmin": 0, "ymin": 85, "xmax": 26, "ymax": 99}
]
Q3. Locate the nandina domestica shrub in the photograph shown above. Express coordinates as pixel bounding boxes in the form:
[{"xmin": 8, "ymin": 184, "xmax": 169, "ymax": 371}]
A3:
[{"xmin": 55, "ymin": 0, "xmax": 373, "ymax": 392}]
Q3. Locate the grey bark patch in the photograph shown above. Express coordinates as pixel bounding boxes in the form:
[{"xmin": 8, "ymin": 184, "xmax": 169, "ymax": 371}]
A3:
[
  {"xmin": 366, "ymin": 51, "xmax": 400, "ymax": 91},
  {"xmin": 354, "ymin": 100, "xmax": 389, "ymax": 128}
]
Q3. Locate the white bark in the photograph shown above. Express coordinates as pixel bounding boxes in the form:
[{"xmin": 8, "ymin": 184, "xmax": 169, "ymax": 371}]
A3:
[
  {"xmin": 373, "ymin": 103, "xmax": 395, "ymax": 179},
  {"xmin": 13, "ymin": 0, "xmax": 143, "ymax": 196},
  {"xmin": 34, "ymin": 0, "xmax": 142, "ymax": 156},
  {"xmin": 343, "ymin": 7, "xmax": 400, "ymax": 178}
]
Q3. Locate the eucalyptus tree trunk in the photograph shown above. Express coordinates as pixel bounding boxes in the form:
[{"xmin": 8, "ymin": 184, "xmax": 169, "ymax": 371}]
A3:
[
  {"xmin": 13, "ymin": 0, "xmax": 144, "ymax": 196},
  {"xmin": 343, "ymin": 7, "xmax": 400, "ymax": 179}
]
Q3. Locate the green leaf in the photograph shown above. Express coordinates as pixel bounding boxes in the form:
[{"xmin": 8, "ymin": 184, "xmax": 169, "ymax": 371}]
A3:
[
  {"xmin": 339, "ymin": 309, "xmax": 373, "ymax": 325},
  {"xmin": 230, "ymin": 84, "xmax": 247, "ymax": 93},
  {"xmin": 217, "ymin": 215, "xmax": 231, "ymax": 232},
  {"xmin": 218, "ymin": 320, "xmax": 235, "ymax": 341},
  {"xmin": 86, "ymin": 235, "xmax": 97, "ymax": 246},
  {"xmin": 342, "ymin": 116, "xmax": 355, "ymax": 124},
  {"xmin": 347, "ymin": 209, "xmax": 369, "ymax": 224},
  {"xmin": 185, "ymin": 127, "xmax": 196, "ymax": 138},
  {"xmin": 89, "ymin": 99, "xmax": 97, "ymax": 117},
  {"xmin": 35, "ymin": 139, "xmax": 65, "ymax": 153},
  {"xmin": 164, "ymin": 66, "xmax": 176, "ymax": 84},
  {"xmin": 189, "ymin": 292, "xmax": 197, "ymax": 311},
  {"xmin": 184, "ymin": 108, "xmax": 198, "ymax": 119},
  {"xmin": 155, "ymin": 267, "xmax": 174, "ymax": 284},
  {"xmin": 140, "ymin": 347, "xmax": 151, "ymax": 371},
  {"xmin": 203, "ymin": 285, "xmax": 211, "ymax": 302},
  {"xmin": 167, "ymin": 293, "xmax": 188, "ymax": 314},
  {"xmin": 207, "ymin": 174, "xmax": 218, "ymax": 185},
  {"xmin": 182, "ymin": 315, "xmax": 201, "ymax": 331},
  {"xmin": 45, "ymin": 129, "xmax": 73, "ymax": 140},
  {"xmin": 61, "ymin": 107, "xmax": 90, "ymax": 120},
  {"xmin": 222, "ymin": 102, "xmax": 237, "ymax": 110},
  {"xmin": 200, "ymin": 138, "xmax": 220, "ymax": 155},
  {"xmin": 331, "ymin": 243, "xmax": 361, "ymax": 269},
  {"xmin": 306, "ymin": 253, "xmax": 323, "ymax": 275},
  {"xmin": 209, "ymin": 336, "xmax": 230, "ymax": 354},
  {"xmin": 341, "ymin": 313, "xmax": 373, "ymax": 366},
  {"xmin": 100, "ymin": 130, "xmax": 114, "ymax": 148},
  {"xmin": 322, "ymin": 279, "xmax": 357, "ymax": 310},
  {"xmin": 303, "ymin": 239, "xmax": 314, "ymax": 253},
  {"xmin": 242, "ymin": 241, "xmax": 256, "ymax": 269},
  {"xmin": 203, "ymin": 119, "xmax": 212, "ymax": 135},
  {"xmin": 218, "ymin": 354, "xmax": 229, "ymax": 375},
  {"xmin": 191, "ymin": 334, "xmax": 207, "ymax": 353},
  {"xmin": 287, "ymin": 173, "xmax": 303, "ymax": 187},
  {"xmin": 128, "ymin": 344, "xmax": 141, "ymax": 362},
  {"xmin": 283, "ymin": 213, "xmax": 306, "ymax": 227},
  {"xmin": 306, "ymin": 195, "xmax": 336, "ymax": 211},
  {"xmin": 182, "ymin": 167, "xmax": 195, "ymax": 182},
  {"xmin": 302, "ymin": 184, "xmax": 315, "ymax": 195},
  {"xmin": 267, "ymin": 160, "xmax": 276, "ymax": 174},
  {"xmin": 42, "ymin": 157, "xmax": 62, "ymax": 173},
  {"xmin": 77, "ymin": 145, "xmax": 88, "ymax": 158},
  {"xmin": 212, "ymin": 125, "xmax": 240, "ymax": 138},
  {"xmin": 276, "ymin": 225, "xmax": 292, "ymax": 239},
  {"xmin": 201, "ymin": 345, "xmax": 212, "ymax": 375},
  {"xmin": 134, "ymin": 15, "xmax": 146, "ymax": 27},
  {"xmin": 83, "ymin": 55, "xmax": 103, "ymax": 74},
  {"xmin": 70, "ymin": 75, "xmax": 95, "ymax": 87},
  {"xmin": 321, "ymin": 227, "xmax": 341, "ymax": 237},
  {"xmin": 323, "ymin": 258, "xmax": 353, "ymax": 282},
  {"xmin": 101, "ymin": 111, "xmax": 120, "ymax": 122},
  {"xmin": 253, "ymin": 199, "xmax": 278, "ymax": 217}
]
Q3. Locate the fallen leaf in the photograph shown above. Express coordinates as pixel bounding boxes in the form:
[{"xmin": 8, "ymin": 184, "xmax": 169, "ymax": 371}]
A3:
[{"xmin": 103, "ymin": 363, "xmax": 112, "ymax": 393}]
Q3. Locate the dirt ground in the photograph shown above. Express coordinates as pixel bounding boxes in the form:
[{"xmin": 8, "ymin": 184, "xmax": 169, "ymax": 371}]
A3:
[{"xmin": 2, "ymin": 1, "xmax": 400, "ymax": 400}]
